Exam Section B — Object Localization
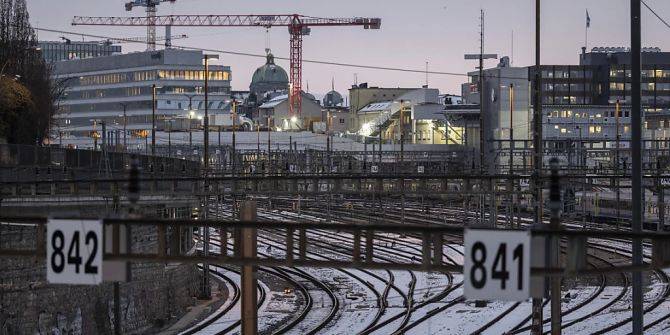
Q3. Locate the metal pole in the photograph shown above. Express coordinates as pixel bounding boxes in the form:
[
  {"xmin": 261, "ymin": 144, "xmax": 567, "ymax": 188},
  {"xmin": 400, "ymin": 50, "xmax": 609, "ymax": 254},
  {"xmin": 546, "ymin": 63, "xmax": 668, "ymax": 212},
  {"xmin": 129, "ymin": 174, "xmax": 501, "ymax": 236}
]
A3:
[
  {"xmin": 151, "ymin": 84, "xmax": 156, "ymax": 156},
  {"xmin": 400, "ymin": 100, "xmax": 404, "ymax": 168},
  {"xmin": 267, "ymin": 112, "xmax": 271, "ymax": 154},
  {"xmin": 400, "ymin": 100, "xmax": 406, "ymax": 225},
  {"xmin": 201, "ymin": 55, "xmax": 211, "ymax": 299},
  {"xmin": 549, "ymin": 158, "xmax": 562, "ymax": 335},
  {"xmin": 658, "ymin": 159, "xmax": 664, "ymax": 232},
  {"xmin": 614, "ymin": 99, "xmax": 621, "ymax": 229},
  {"xmin": 630, "ymin": 0, "xmax": 644, "ymax": 333},
  {"xmin": 531, "ymin": 0, "xmax": 544, "ymax": 333},
  {"xmin": 186, "ymin": 94, "xmax": 194, "ymax": 147},
  {"xmin": 510, "ymin": 84, "xmax": 515, "ymax": 227},
  {"xmin": 204, "ymin": 56, "xmax": 210, "ymax": 171},
  {"xmin": 121, "ymin": 103, "xmax": 127, "ymax": 152},
  {"xmin": 168, "ymin": 121, "xmax": 172, "ymax": 158},
  {"xmin": 240, "ymin": 201, "xmax": 258, "ymax": 335},
  {"xmin": 232, "ymin": 99, "xmax": 237, "ymax": 176}
]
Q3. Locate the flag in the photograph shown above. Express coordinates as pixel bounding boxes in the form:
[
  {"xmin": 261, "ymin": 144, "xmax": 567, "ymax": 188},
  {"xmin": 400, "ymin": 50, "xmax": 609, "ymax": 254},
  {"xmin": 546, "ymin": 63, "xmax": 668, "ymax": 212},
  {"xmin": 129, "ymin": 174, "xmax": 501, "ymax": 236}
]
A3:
[{"xmin": 586, "ymin": 9, "xmax": 591, "ymax": 28}]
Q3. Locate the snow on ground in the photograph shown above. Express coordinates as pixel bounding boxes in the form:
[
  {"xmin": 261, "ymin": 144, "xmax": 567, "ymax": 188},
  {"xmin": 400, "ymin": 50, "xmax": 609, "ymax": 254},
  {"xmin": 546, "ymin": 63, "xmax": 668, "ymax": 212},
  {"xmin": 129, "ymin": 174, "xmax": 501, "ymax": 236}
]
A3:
[
  {"xmin": 561, "ymin": 286, "xmax": 632, "ymax": 334},
  {"xmin": 444, "ymin": 244, "xmax": 464, "ymax": 265},
  {"xmin": 314, "ymin": 268, "xmax": 380, "ymax": 335},
  {"xmin": 412, "ymin": 271, "xmax": 452, "ymax": 304},
  {"xmin": 62, "ymin": 131, "xmax": 452, "ymax": 152},
  {"xmin": 178, "ymin": 267, "xmax": 240, "ymax": 335}
]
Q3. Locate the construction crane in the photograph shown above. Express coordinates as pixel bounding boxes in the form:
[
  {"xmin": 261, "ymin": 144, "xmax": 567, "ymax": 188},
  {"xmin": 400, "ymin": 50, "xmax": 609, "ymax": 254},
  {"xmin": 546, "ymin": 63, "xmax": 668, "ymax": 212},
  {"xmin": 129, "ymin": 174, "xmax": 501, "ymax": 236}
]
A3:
[
  {"xmin": 72, "ymin": 14, "xmax": 381, "ymax": 117},
  {"xmin": 60, "ymin": 32, "xmax": 187, "ymax": 47},
  {"xmin": 102, "ymin": 32, "xmax": 187, "ymax": 47},
  {"xmin": 124, "ymin": 0, "xmax": 176, "ymax": 51}
]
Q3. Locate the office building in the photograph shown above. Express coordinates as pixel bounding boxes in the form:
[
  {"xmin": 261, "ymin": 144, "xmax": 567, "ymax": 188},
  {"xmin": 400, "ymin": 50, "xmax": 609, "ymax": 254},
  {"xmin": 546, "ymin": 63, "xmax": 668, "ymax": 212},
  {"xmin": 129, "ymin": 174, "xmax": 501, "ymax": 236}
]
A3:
[
  {"xmin": 53, "ymin": 49, "xmax": 231, "ymax": 148},
  {"xmin": 39, "ymin": 40, "xmax": 122, "ymax": 63}
]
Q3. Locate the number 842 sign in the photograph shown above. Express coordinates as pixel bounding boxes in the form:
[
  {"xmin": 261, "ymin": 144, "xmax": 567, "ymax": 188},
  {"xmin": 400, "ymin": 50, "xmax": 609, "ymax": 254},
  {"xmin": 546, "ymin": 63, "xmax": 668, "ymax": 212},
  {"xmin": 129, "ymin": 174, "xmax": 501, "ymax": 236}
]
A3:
[
  {"xmin": 47, "ymin": 219, "xmax": 103, "ymax": 285},
  {"xmin": 464, "ymin": 229, "xmax": 531, "ymax": 301}
]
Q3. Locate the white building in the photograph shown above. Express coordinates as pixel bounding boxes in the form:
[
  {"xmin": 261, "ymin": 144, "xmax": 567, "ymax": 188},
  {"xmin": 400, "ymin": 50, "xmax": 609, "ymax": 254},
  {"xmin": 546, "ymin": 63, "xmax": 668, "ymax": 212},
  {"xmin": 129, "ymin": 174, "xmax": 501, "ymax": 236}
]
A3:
[{"xmin": 53, "ymin": 49, "xmax": 231, "ymax": 148}]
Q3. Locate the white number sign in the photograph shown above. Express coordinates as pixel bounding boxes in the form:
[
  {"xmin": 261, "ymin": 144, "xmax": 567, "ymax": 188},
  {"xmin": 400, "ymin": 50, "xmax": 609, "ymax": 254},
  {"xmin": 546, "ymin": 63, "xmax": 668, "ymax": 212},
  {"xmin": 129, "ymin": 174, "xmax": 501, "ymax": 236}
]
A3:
[
  {"xmin": 519, "ymin": 178, "xmax": 530, "ymax": 187},
  {"xmin": 661, "ymin": 177, "xmax": 670, "ymax": 187},
  {"xmin": 371, "ymin": 165, "xmax": 379, "ymax": 173},
  {"xmin": 47, "ymin": 219, "xmax": 103, "ymax": 285},
  {"xmin": 417, "ymin": 166, "xmax": 425, "ymax": 174},
  {"xmin": 464, "ymin": 229, "xmax": 530, "ymax": 301}
]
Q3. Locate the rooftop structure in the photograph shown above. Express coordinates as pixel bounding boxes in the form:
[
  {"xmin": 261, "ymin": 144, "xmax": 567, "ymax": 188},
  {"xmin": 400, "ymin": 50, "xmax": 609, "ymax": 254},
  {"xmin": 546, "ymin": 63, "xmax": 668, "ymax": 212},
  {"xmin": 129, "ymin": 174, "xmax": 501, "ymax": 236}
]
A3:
[{"xmin": 38, "ymin": 40, "xmax": 122, "ymax": 63}]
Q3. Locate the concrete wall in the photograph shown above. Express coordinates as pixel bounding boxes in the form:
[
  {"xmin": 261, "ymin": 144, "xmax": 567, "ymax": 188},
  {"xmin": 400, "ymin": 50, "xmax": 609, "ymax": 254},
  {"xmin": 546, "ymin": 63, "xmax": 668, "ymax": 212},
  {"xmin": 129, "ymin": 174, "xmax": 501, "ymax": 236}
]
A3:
[{"xmin": 0, "ymin": 206, "xmax": 198, "ymax": 335}]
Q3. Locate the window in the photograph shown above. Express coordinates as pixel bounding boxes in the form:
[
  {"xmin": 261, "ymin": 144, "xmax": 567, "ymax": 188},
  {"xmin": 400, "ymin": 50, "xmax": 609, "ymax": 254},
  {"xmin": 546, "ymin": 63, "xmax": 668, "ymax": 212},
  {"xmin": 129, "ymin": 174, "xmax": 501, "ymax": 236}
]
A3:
[
  {"xmin": 624, "ymin": 126, "xmax": 630, "ymax": 133},
  {"xmin": 339, "ymin": 118, "xmax": 345, "ymax": 124}
]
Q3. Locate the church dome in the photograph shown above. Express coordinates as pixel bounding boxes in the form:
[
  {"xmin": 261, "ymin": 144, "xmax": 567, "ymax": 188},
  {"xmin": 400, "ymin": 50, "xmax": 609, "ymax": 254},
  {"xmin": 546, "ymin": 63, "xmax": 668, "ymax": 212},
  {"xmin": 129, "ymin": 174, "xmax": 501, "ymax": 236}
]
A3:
[
  {"xmin": 250, "ymin": 52, "xmax": 289, "ymax": 95},
  {"xmin": 323, "ymin": 90, "xmax": 343, "ymax": 107}
]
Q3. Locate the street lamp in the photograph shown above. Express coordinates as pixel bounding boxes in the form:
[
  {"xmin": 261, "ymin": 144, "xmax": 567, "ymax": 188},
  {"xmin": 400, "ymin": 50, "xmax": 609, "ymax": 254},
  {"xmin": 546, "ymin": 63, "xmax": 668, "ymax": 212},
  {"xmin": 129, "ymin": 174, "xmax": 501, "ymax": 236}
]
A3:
[
  {"xmin": 203, "ymin": 54, "xmax": 219, "ymax": 171},
  {"xmin": 200, "ymin": 53, "xmax": 218, "ymax": 300},
  {"xmin": 185, "ymin": 94, "xmax": 197, "ymax": 147}
]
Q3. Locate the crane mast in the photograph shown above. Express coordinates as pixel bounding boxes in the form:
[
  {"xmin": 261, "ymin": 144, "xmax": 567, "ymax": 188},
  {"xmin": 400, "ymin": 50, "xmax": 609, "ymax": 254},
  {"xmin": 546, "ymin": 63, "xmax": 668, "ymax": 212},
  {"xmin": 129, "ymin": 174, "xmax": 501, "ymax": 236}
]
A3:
[
  {"xmin": 72, "ymin": 14, "xmax": 380, "ymax": 118},
  {"xmin": 124, "ymin": 0, "xmax": 176, "ymax": 51}
]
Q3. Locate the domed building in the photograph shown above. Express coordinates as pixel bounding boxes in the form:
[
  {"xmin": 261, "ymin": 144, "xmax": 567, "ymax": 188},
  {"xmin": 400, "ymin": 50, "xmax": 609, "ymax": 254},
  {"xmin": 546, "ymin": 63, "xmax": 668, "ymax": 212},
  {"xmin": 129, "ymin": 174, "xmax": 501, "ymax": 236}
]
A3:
[
  {"xmin": 323, "ymin": 90, "xmax": 343, "ymax": 107},
  {"xmin": 249, "ymin": 51, "xmax": 289, "ymax": 98}
]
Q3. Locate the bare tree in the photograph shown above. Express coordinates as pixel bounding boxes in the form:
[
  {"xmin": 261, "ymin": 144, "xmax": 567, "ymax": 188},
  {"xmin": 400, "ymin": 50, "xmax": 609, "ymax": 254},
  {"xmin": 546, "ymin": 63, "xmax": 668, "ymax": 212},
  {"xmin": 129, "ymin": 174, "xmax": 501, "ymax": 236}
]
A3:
[{"xmin": 0, "ymin": 0, "xmax": 55, "ymax": 144}]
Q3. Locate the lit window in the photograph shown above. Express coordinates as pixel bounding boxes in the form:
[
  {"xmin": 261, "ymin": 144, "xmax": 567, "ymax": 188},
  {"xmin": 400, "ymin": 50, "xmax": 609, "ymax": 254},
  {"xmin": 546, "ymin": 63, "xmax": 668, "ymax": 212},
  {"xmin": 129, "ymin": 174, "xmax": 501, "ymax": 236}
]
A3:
[{"xmin": 561, "ymin": 128, "xmax": 567, "ymax": 134}]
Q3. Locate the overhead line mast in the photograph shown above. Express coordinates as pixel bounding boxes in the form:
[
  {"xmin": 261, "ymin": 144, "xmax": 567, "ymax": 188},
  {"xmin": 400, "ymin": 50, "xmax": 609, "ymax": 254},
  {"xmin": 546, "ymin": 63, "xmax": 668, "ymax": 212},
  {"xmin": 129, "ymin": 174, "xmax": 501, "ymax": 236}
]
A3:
[{"xmin": 72, "ymin": 14, "xmax": 381, "ymax": 118}]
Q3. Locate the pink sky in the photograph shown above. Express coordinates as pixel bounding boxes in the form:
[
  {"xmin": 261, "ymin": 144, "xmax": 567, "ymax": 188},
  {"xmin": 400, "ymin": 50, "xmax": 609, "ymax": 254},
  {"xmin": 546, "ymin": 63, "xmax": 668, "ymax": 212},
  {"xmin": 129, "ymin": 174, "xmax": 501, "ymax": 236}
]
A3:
[{"xmin": 28, "ymin": 0, "xmax": 670, "ymax": 96}]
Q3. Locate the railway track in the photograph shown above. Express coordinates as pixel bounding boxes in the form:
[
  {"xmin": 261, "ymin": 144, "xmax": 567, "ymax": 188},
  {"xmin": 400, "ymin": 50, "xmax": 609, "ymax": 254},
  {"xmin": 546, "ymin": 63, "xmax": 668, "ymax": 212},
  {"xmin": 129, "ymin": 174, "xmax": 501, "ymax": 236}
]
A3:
[{"xmin": 193, "ymin": 195, "xmax": 668, "ymax": 334}]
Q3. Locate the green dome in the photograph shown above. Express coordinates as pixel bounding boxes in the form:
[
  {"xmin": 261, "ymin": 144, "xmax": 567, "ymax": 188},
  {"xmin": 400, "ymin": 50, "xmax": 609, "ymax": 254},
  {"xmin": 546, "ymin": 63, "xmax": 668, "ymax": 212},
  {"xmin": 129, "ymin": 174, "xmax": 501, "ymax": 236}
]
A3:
[{"xmin": 250, "ymin": 52, "xmax": 289, "ymax": 94}]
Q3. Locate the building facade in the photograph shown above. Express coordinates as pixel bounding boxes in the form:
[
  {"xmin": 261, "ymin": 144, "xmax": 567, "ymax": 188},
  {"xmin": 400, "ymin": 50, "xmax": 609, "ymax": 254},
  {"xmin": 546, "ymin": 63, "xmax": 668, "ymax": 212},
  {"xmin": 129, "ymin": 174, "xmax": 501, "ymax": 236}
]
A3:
[
  {"xmin": 53, "ymin": 49, "xmax": 231, "ymax": 148},
  {"xmin": 531, "ymin": 47, "xmax": 670, "ymax": 149},
  {"xmin": 350, "ymin": 86, "xmax": 446, "ymax": 144},
  {"xmin": 39, "ymin": 40, "xmax": 122, "ymax": 63}
]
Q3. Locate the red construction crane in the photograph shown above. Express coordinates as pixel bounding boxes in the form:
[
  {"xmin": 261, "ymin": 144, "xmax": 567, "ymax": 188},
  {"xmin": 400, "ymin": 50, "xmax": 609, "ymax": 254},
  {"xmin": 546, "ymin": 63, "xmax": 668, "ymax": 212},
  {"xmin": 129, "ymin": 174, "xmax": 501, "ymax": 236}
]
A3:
[{"xmin": 72, "ymin": 14, "xmax": 381, "ymax": 117}]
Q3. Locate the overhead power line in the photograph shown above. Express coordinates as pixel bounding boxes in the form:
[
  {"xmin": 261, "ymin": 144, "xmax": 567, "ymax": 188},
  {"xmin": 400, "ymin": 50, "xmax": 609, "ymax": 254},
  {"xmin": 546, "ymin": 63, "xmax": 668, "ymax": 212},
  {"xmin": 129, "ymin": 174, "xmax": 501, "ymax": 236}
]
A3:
[
  {"xmin": 35, "ymin": 26, "xmax": 470, "ymax": 78},
  {"xmin": 642, "ymin": 0, "xmax": 670, "ymax": 29}
]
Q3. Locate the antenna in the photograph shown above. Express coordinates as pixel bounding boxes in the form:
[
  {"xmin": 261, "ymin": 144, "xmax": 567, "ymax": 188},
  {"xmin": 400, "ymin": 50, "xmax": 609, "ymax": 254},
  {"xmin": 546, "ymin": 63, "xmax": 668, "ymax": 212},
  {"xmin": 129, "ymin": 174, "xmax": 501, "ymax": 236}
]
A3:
[
  {"xmin": 425, "ymin": 61, "xmax": 429, "ymax": 87},
  {"xmin": 511, "ymin": 30, "xmax": 514, "ymax": 65},
  {"xmin": 480, "ymin": 9, "xmax": 484, "ymax": 69}
]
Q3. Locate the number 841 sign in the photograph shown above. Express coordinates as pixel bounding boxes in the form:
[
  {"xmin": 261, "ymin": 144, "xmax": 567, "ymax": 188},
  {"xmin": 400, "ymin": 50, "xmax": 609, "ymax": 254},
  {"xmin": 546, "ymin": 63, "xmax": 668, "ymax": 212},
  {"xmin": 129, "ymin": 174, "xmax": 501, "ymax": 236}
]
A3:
[{"xmin": 464, "ymin": 229, "xmax": 531, "ymax": 301}]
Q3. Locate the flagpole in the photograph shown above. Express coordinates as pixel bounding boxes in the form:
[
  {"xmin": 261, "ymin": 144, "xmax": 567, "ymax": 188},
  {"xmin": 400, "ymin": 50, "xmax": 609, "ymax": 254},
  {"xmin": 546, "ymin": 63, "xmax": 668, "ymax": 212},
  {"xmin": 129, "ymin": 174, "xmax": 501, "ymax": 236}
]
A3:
[{"xmin": 585, "ymin": 9, "xmax": 590, "ymax": 52}]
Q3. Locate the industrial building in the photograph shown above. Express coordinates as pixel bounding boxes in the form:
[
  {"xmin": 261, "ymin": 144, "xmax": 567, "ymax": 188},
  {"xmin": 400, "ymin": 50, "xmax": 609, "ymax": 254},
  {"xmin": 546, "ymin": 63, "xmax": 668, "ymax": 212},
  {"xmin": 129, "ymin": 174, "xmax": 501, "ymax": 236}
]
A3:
[
  {"xmin": 349, "ymin": 85, "xmax": 446, "ymax": 144},
  {"xmin": 52, "ymin": 48, "xmax": 231, "ymax": 149},
  {"xmin": 455, "ymin": 48, "xmax": 670, "ymax": 171}
]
